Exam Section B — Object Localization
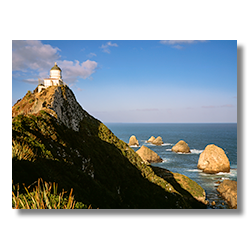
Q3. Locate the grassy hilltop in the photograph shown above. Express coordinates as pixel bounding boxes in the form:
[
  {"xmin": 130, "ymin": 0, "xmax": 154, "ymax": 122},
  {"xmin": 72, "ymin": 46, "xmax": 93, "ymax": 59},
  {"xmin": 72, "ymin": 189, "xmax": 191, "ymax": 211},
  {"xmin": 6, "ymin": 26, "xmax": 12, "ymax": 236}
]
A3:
[{"xmin": 12, "ymin": 85, "xmax": 206, "ymax": 209}]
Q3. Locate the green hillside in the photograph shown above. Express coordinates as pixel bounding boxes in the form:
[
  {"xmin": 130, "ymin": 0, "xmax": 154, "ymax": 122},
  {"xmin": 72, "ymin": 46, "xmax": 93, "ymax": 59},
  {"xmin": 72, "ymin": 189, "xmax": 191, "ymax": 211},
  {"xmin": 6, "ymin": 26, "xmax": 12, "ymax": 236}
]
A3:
[{"xmin": 12, "ymin": 86, "xmax": 206, "ymax": 209}]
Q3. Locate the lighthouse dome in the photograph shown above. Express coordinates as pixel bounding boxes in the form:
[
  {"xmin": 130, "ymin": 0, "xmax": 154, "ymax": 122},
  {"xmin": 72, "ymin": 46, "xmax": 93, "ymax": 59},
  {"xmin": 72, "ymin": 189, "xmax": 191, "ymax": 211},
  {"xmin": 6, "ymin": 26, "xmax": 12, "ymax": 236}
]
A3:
[{"xmin": 50, "ymin": 62, "xmax": 62, "ymax": 79}]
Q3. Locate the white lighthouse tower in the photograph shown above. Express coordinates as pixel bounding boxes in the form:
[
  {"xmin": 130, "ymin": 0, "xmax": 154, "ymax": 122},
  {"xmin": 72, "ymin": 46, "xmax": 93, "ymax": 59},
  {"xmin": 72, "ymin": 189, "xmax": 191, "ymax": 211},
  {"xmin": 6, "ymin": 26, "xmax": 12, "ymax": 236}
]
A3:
[{"xmin": 38, "ymin": 62, "xmax": 64, "ymax": 93}]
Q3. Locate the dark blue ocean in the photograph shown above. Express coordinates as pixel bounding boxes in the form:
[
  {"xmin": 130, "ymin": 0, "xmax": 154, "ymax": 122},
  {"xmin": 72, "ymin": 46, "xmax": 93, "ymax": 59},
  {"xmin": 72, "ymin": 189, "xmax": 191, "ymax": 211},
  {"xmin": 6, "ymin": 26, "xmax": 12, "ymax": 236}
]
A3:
[{"xmin": 105, "ymin": 123, "xmax": 237, "ymax": 209}]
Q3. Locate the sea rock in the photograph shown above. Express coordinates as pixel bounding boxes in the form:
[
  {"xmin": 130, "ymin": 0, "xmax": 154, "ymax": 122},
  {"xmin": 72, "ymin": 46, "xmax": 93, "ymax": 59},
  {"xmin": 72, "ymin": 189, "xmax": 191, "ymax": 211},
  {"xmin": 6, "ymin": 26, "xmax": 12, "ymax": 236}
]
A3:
[
  {"xmin": 171, "ymin": 140, "xmax": 191, "ymax": 153},
  {"xmin": 152, "ymin": 136, "xmax": 163, "ymax": 145},
  {"xmin": 217, "ymin": 180, "xmax": 237, "ymax": 209},
  {"xmin": 128, "ymin": 135, "xmax": 139, "ymax": 147},
  {"xmin": 147, "ymin": 136, "xmax": 155, "ymax": 143},
  {"xmin": 197, "ymin": 144, "xmax": 230, "ymax": 174},
  {"xmin": 136, "ymin": 145, "xmax": 163, "ymax": 163}
]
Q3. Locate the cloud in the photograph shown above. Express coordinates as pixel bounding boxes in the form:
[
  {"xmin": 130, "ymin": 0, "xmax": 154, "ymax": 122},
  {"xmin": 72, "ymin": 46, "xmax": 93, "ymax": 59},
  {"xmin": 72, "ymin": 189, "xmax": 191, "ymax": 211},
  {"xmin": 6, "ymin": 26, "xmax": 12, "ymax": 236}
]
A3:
[
  {"xmin": 202, "ymin": 105, "xmax": 233, "ymax": 109},
  {"xmin": 220, "ymin": 104, "xmax": 234, "ymax": 108},
  {"xmin": 100, "ymin": 41, "xmax": 118, "ymax": 53},
  {"xmin": 202, "ymin": 105, "xmax": 216, "ymax": 109},
  {"xmin": 172, "ymin": 45, "xmax": 183, "ymax": 50},
  {"xmin": 12, "ymin": 40, "xmax": 61, "ymax": 71},
  {"xmin": 160, "ymin": 40, "xmax": 207, "ymax": 49},
  {"xmin": 135, "ymin": 108, "xmax": 159, "ymax": 112},
  {"xmin": 87, "ymin": 52, "xmax": 97, "ymax": 58},
  {"xmin": 12, "ymin": 40, "xmax": 98, "ymax": 84},
  {"xmin": 59, "ymin": 60, "xmax": 98, "ymax": 83}
]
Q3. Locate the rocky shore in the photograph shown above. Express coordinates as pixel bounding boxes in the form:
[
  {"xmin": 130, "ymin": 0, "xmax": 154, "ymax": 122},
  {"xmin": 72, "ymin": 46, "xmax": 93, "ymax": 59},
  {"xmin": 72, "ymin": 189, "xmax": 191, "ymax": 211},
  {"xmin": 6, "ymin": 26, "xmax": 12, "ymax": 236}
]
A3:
[
  {"xmin": 128, "ymin": 133, "xmax": 237, "ymax": 209},
  {"xmin": 217, "ymin": 180, "xmax": 237, "ymax": 209}
]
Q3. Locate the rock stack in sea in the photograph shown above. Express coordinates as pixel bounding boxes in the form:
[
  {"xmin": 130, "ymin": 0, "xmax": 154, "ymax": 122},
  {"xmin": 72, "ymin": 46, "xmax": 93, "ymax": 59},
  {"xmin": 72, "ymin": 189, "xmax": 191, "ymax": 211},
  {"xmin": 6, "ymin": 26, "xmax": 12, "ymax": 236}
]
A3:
[
  {"xmin": 147, "ymin": 136, "xmax": 155, "ymax": 143},
  {"xmin": 152, "ymin": 136, "xmax": 163, "ymax": 145},
  {"xmin": 217, "ymin": 180, "xmax": 237, "ymax": 209},
  {"xmin": 147, "ymin": 136, "xmax": 163, "ymax": 145},
  {"xmin": 128, "ymin": 135, "xmax": 139, "ymax": 147},
  {"xmin": 197, "ymin": 144, "xmax": 230, "ymax": 174},
  {"xmin": 136, "ymin": 145, "xmax": 163, "ymax": 163},
  {"xmin": 171, "ymin": 140, "xmax": 191, "ymax": 153}
]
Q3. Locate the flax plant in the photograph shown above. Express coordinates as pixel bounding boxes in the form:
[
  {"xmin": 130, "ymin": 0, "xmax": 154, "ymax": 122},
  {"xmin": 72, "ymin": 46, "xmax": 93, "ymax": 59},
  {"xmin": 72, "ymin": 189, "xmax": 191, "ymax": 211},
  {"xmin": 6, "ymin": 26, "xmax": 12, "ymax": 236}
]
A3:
[
  {"xmin": 12, "ymin": 140, "xmax": 35, "ymax": 161},
  {"xmin": 12, "ymin": 179, "xmax": 87, "ymax": 209}
]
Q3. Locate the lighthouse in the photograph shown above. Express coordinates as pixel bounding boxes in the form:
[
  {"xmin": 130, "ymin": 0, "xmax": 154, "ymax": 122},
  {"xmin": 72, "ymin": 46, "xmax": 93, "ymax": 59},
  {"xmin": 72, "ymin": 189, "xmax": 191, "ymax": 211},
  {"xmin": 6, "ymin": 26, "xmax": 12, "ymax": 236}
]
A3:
[{"xmin": 38, "ymin": 62, "xmax": 64, "ymax": 93}]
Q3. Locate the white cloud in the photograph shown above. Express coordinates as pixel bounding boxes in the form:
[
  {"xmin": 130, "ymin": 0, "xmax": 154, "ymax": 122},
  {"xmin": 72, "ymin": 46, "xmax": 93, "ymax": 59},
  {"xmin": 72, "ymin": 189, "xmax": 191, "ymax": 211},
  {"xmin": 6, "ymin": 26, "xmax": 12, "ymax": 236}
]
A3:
[
  {"xmin": 172, "ymin": 45, "xmax": 183, "ymax": 50},
  {"xmin": 160, "ymin": 40, "xmax": 207, "ymax": 49},
  {"xmin": 87, "ymin": 52, "xmax": 97, "ymax": 58},
  {"xmin": 100, "ymin": 41, "xmax": 118, "ymax": 53},
  {"xmin": 12, "ymin": 40, "xmax": 98, "ymax": 84},
  {"xmin": 160, "ymin": 40, "xmax": 206, "ymax": 45},
  {"xmin": 202, "ymin": 104, "xmax": 233, "ymax": 109},
  {"xmin": 59, "ymin": 60, "xmax": 98, "ymax": 83},
  {"xmin": 12, "ymin": 40, "xmax": 61, "ymax": 71}
]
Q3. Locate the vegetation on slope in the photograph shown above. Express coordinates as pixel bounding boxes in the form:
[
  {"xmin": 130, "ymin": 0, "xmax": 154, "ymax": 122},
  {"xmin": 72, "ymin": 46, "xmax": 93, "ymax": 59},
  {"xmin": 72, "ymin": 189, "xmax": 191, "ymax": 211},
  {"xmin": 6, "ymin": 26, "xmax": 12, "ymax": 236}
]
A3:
[
  {"xmin": 12, "ymin": 87, "xmax": 206, "ymax": 209},
  {"xmin": 12, "ymin": 178, "xmax": 88, "ymax": 209}
]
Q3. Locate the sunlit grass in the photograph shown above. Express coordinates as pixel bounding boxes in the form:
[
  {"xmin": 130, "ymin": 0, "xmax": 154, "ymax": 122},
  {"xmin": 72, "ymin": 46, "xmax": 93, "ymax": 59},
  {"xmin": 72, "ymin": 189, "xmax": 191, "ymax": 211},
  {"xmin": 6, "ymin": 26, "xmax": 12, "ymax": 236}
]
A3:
[{"xmin": 12, "ymin": 179, "xmax": 90, "ymax": 209}]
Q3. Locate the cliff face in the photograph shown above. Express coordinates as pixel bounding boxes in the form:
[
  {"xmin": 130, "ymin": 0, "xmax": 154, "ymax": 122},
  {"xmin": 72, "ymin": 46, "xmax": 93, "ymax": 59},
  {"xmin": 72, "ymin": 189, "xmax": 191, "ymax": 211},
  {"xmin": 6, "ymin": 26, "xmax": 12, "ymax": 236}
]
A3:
[
  {"xmin": 12, "ymin": 86, "xmax": 206, "ymax": 208},
  {"xmin": 12, "ymin": 85, "xmax": 89, "ymax": 131}
]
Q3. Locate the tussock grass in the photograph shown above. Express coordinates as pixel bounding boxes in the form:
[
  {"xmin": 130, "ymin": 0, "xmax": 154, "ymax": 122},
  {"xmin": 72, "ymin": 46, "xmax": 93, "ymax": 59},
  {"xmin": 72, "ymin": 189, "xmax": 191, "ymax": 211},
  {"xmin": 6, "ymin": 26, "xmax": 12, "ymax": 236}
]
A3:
[
  {"xmin": 12, "ymin": 140, "xmax": 35, "ymax": 161},
  {"xmin": 12, "ymin": 179, "xmax": 89, "ymax": 209}
]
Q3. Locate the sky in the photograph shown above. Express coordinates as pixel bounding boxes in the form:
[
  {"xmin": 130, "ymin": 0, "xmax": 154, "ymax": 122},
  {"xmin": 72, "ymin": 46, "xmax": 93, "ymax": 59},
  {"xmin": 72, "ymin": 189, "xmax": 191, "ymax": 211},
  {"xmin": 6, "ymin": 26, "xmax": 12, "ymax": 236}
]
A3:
[{"xmin": 12, "ymin": 40, "xmax": 237, "ymax": 123}]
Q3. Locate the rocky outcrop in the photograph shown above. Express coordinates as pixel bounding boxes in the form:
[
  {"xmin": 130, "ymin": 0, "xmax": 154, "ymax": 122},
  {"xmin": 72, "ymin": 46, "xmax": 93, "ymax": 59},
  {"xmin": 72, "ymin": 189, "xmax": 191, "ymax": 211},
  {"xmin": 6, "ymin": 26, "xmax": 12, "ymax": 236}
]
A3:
[
  {"xmin": 152, "ymin": 136, "xmax": 163, "ymax": 145},
  {"xmin": 217, "ymin": 180, "xmax": 237, "ymax": 209},
  {"xmin": 197, "ymin": 144, "xmax": 230, "ymax": 174},
  {"xmin": 136, "ymin": 145, "xmax": 163, "ymax": 163},
  {"xmin": 171, "ymin": 140, "xmax": 191, "ymax": 153},
  {"xmin": 12, "ymin": 85, "xmax": 90, "ymax": 132},
  {"xmin": 50, "ymin": 86, "xmax": 90, "ymax": 131},
  {"xmin": 128, "ymin": 135, "xmax": 139, "ymax": 147},
  {"xmin": 147, "ymin": 136, "xmax": 155, "ymax": 143}
]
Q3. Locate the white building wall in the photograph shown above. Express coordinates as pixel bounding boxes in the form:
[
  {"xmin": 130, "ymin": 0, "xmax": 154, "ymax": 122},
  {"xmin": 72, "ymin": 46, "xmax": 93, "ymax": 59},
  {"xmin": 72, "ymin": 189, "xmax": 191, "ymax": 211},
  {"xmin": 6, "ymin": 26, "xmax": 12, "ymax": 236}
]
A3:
[{"xmin": 50, "ymin": 70, "xmax": 62, "ymax": 79}]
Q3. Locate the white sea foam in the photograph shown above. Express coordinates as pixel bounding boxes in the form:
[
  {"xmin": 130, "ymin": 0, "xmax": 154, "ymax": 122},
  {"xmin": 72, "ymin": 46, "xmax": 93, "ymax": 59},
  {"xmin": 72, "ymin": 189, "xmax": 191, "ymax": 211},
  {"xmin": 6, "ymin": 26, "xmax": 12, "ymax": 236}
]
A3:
[
  {"xmin": 161, "ymin": 158, "xmax": 168, "ymax": 163},
  {"xmin": 162, "ymin": 143, "xmax": 174, "ymax": 146},
  {"xmin": 190, "ymin": 149, "xmax": 204, "ymax": 154},
  {"xmin": 186, "ymin": 169, "xmax": 202, "ymax": 172},
  {"xmin": 167, "ymin": 149, "xmax": 204, "ymax": 154},
  {"xmin": 129, "ymin": 145, "xmax": 139, "ymax": 148}
]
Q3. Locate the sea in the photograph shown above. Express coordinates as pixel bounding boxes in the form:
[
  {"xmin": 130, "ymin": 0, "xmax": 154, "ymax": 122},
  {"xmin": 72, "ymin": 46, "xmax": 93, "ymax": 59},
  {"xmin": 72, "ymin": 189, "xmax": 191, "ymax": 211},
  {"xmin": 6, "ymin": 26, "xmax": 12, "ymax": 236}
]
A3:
[{"xmin": 105, "ymin": 123, "xmax": 237, "ymax": 209}]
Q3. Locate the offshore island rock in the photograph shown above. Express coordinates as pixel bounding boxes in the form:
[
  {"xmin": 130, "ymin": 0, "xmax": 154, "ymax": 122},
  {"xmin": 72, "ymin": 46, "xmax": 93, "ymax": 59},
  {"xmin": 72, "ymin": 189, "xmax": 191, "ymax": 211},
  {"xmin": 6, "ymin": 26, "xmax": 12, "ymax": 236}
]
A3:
[
  {"xmin": 172, "ymin": 140, "xmax": 191, "ymax": 153},
  {"xmin": 217, "ymin": 180, "xmax": 237, "ymax": 209},
  {"xmin": 152, "ymin": 136, "xmax": 163, "ymax": 145},
  {"xmin": 136, "ymin": 145, "xmax": 163, "ymax": 163},
  {"xmin": 197, "ymin": 144, "xmax": 230, "ymax": 174},
  {"xmin": 147, "ymin": 136, "xmax": 155, "ymax": 143},
  {"xmin": 128, "ymin": 135, "xmax": 139, "ymax": 147}
]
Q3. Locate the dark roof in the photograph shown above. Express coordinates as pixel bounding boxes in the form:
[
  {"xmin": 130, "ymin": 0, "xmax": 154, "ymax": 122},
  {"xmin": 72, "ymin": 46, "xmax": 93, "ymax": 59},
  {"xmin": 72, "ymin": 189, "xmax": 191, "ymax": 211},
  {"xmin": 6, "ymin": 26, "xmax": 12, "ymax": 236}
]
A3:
[{"xmin": 51, "ymin": 62, "xmax": 61, "ymax": 71}]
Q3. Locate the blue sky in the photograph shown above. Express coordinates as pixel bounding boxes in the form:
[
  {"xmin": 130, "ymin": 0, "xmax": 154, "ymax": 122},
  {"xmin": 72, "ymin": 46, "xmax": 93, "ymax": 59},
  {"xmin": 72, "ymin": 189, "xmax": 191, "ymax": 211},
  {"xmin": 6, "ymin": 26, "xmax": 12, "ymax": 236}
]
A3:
[{"xmin": 12, "ymin": 40, "xmax": 237, "ymax": 123}]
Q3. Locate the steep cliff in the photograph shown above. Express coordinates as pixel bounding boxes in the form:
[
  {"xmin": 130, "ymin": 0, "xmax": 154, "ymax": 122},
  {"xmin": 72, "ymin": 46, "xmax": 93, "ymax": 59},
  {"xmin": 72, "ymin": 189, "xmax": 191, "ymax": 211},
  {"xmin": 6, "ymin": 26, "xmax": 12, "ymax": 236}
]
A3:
[{"xmin": 12, "ymin": 85, "xmax": 206, "ymax": 208}]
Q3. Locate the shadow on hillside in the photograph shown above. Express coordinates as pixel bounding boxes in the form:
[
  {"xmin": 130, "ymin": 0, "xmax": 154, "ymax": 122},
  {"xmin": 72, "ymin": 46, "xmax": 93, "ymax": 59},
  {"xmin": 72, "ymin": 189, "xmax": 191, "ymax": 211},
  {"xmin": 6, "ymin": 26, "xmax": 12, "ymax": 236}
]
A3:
[
  {"xmin": 12, "ymin": 96, "xmax": 209, "ymax": 210},
  {"xmin": 151, "ymin": 166, "xmax": 206, "ymax": 208}
]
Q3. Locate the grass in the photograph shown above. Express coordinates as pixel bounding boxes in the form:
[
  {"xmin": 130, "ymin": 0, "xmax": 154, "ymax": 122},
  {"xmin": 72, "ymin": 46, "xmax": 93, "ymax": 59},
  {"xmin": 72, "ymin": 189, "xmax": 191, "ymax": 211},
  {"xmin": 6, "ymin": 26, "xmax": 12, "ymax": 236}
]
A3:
[
  {"xmin": 12, "ymin": 85, "xmax": 206, "ymax": 209},
  {"xmin": 12, "ymin": 178, "xmax": 88, "ymax": 209}
]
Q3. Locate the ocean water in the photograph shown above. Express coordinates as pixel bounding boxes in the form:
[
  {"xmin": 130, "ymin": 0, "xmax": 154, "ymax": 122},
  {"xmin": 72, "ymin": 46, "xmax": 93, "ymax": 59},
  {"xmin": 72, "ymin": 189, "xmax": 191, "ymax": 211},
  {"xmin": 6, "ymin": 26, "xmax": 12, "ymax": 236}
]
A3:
[{"xmin": 105, "ymin": 123, "xmax": 237, "ymax": 209}]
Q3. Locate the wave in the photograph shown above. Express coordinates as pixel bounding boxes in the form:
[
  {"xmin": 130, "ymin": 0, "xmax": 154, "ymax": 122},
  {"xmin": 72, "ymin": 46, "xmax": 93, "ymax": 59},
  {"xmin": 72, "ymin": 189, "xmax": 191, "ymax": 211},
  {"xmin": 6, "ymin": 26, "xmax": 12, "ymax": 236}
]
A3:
[
  {"xmin": 186, "ymin": 169, "xmax": 202, "ymax": 172},
  {"xmin": 144, "ymin": 141, "xmax": 173, "ymax": 146},
  {"xmin": 215, "ymin": 169, "xmax": 237, "ymax": 177},
  {"xmin": 190, "ymin": 149, "xmax": 203, "ymax": 154},
  {"xmin": 161, "ymin": 158, "xmax": 168, "ymax": 163},
  {"xmin": 129, "ymin": 145, "xmax": 139, "ymax": 148},
  {"xmin": 166, "ymin": 149, "xmax": 203, "ymax": 154}
]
